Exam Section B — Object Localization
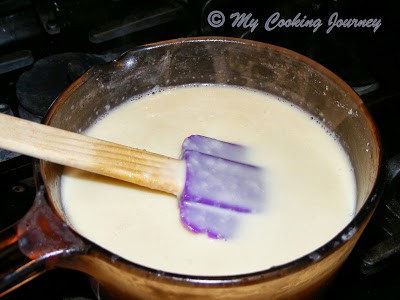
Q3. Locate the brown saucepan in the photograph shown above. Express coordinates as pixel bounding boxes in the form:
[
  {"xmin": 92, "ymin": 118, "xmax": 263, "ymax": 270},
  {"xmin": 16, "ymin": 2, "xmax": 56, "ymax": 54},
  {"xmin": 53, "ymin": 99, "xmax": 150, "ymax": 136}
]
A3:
[{"xmin": 0, "ymin": 37, "xmax": 382, "ymax": 299}]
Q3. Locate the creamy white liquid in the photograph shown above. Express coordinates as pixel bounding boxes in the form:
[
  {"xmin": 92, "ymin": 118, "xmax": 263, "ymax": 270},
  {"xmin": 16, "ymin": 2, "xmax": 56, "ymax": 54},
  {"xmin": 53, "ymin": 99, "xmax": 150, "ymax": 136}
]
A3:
[{"xmin": 61, "ymin": 85, "xmax": 356, "ymax": 276}]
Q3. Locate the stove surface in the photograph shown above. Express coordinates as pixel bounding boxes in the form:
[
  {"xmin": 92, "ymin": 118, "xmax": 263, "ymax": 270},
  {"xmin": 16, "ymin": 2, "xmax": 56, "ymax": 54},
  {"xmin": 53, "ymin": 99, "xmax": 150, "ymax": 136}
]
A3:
[{"xmin": 1, "ymin": 0, "xmax": 399, "ymax": 299}]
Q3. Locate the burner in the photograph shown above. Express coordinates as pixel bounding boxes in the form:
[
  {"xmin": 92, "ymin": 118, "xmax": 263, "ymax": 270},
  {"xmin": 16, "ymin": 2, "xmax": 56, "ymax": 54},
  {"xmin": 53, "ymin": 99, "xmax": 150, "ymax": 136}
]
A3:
[{"xmin": 16, "ymin": 53, "xmax": 105, "ymax": 121}]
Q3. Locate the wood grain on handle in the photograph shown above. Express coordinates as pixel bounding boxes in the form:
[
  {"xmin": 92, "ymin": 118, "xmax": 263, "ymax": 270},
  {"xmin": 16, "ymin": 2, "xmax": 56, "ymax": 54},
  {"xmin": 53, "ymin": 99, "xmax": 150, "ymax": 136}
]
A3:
[{"xmin": 0, "ymin": 113, "xmax": 185, "ymax": 195}]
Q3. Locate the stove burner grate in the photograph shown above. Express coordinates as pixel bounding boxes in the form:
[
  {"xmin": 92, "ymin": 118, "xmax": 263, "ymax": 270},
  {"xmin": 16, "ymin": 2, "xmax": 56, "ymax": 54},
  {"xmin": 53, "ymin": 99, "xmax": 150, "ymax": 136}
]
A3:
[{"xmin": 360, "ymin": 155, "xmax": 400, "ymax": 275}]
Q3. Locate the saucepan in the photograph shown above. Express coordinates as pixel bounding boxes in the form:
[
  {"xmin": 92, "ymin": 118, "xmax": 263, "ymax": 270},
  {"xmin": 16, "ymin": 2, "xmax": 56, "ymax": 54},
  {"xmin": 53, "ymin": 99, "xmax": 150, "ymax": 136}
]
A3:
[{"xmin": 0, "ymin": 37, "xmax": 382, "ymax": 299}]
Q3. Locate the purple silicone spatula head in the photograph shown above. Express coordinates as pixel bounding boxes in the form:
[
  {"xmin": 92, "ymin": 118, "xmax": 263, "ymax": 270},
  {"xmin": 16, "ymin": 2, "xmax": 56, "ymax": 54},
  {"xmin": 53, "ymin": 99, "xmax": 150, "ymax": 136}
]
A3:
[
  {"xmin": 180, "ymin": 201, "xmax": 239, "ymax": 239},
  {"xmin": 179, "ymin": 135, "xmax": 265, "ymax": 239},
  {"xmin": 182, "ymin": 135, "xmax": 248, "ymax": 163}
]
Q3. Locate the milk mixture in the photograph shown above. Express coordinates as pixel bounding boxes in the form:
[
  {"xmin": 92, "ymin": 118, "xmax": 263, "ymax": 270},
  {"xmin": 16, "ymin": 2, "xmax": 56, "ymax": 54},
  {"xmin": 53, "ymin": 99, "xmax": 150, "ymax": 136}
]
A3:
[{"xmin": 61, "ymin": 85, "xmax": 356, "ymax": 276}]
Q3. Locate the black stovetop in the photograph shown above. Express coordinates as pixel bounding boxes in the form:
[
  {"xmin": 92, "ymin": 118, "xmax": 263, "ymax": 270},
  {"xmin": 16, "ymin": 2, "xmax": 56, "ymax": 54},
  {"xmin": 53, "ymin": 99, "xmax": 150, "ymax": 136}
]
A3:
[{"xmin": 1, "ymin": 0, "xmax": 399, "ymax": 299}]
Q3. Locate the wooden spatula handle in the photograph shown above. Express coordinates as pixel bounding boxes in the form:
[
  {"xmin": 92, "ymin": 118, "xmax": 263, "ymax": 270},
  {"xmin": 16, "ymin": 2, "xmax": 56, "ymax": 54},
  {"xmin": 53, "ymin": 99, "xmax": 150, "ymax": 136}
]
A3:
[{"xmin": 0, "ymin": 113, "xmax": 184, "ymax": 195}]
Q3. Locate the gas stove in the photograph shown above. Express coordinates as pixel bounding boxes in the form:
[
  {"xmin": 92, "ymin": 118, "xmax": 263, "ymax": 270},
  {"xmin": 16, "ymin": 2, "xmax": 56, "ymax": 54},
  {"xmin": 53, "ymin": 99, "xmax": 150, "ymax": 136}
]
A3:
[{"xmin": 0, "ymin": 0, "xmax": 399, "ymax": 299}]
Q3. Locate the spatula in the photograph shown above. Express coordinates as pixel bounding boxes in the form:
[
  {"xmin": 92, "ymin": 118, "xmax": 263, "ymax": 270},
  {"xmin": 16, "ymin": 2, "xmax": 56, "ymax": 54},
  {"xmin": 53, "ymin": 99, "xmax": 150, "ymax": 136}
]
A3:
[{"xmin": 0, "ymin": 113, "xmax": 265, "ymax": 239}]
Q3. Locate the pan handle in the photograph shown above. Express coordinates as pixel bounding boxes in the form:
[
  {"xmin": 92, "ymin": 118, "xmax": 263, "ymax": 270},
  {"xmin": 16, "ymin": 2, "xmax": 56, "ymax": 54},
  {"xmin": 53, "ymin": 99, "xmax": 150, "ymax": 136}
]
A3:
[{"xmin": 0, "ymin": 186, "xmax": 87, "ymax": 297}]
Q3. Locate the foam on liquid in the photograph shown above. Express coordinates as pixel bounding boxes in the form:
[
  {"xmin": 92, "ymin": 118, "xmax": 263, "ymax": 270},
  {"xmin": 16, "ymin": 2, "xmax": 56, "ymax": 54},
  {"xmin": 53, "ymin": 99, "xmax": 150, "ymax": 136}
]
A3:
[{"xmin": 61, "ymin": 85, "xmax": 356, "ymax": 276}]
